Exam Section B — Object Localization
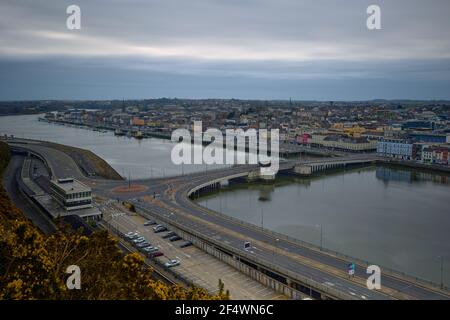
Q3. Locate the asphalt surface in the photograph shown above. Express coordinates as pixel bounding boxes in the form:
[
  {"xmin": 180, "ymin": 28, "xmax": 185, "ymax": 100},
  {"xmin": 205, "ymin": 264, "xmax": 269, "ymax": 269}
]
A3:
[
  {"xmin": 2, "ymin": 154, "xmax": 56, "ymax": 234},
  {"xmin": 5, "ymin": 139, "xmax": 449, "ymax": 300}
]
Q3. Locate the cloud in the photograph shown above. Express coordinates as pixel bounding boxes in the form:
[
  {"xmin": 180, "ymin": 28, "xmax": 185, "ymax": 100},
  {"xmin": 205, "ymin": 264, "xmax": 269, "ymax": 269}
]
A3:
[{"xmin": 1, "ymin": 0, "xmax": 450, "ymax": 99}]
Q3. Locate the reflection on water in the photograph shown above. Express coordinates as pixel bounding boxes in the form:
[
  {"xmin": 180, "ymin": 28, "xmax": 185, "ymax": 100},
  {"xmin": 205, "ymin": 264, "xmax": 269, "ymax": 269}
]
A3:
[
  {"xmin": 197, "ymin": 166, "xmax": 450, "ymax": 286},
  {"xmin": 376, "ymin": 166, "xmax": 450, "ymax": 184}
]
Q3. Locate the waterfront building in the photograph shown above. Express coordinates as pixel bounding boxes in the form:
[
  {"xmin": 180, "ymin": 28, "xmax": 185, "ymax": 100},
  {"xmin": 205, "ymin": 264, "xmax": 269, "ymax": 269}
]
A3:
[
  {"xmin": 309, "ymin": 134, "xmax": 377, "ymax": 152},
  {"xmin": 50, "ymin": 178, "xmax": 93, "ymax": 211},
  {"xmin": 421, "ymin": 145, "xmax": 449, "ymax": 165},
  {"xmin": 377, "ymin": 139, "xmax": 414, "ymax": 160},
  {"xmin": 409, "ymin": 133, "xmax": 449, "ymax": 144},
  {"xmin": 402, "ymin": 120, "xmax": 436, "ymax": 130}
]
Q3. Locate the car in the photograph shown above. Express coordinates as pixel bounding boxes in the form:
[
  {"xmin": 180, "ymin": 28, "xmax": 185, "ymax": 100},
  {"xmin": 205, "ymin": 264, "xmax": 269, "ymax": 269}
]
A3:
[
  {"xmin": 144, "ymin": 220, "xmax": 156, "ymax": 226},
  {"xmin": 136, "ymin": 241, "xmax": 151, "ymax": 248},
  {"xmin": 162, "ymin": 231, "xmax": 176, "ymax": 239},
  {"xmin": 148, "ymin": 251, "xmax": 164, "ymax": 258},
  {"xmin": 179, "ymin": 241, "xmax": 193, "ymax": 248},
  {"xmin": 132, "ymin": 237, "xmax": 146, "ymax": 243},
  {"xmin": 144, "ymin": 246, "xmax": 160, "ymax": 253},
  {"xmin": 164, "ymin": 259, "xmax": 180, "ymax": 268},
  {"xmin": 125, "ymin": 232, "xmax": 139, "ymax": 239},
  {"xmin": 169, "ymin": 235, "xmax": 182, "ymax": 242},
  {"xmin": 153, "ymin": 225, "xmax": 167, "ymax": 233}
]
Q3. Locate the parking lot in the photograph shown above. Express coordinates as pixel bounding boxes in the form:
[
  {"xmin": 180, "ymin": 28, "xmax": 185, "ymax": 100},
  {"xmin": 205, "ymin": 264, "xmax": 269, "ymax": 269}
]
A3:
[{"xmin": 101, "ymin": 201, "xmax": 287, "ymax": 300}]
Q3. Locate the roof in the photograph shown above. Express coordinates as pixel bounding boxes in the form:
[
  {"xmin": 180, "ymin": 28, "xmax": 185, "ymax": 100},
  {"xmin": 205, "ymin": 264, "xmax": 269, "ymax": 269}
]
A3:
[{"xmin": 50, "ymin": 178, "xmax": 91, "ymax": 194}]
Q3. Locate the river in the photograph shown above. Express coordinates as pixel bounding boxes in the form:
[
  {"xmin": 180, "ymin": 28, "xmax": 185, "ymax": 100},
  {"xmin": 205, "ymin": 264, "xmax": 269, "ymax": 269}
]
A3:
[{"xmin": 0, "ymin": 114, "xmax": 227, "ymax": 178}]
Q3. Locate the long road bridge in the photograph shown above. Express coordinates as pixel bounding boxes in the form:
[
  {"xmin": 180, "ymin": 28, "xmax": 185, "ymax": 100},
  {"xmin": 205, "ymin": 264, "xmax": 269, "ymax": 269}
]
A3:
[{"xmin": 5, "ymin": 138, "xmax": 450, "ymax": 300}]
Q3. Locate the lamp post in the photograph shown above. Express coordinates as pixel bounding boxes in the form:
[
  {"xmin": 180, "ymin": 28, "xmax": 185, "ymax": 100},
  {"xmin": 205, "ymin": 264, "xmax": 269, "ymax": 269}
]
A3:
[
  {"xmin": 438, "ymin": 256, "xmax": 446, "ymax": 289},
  {"xmin": 320, "ymin": 224, "xmax": 323, "ymax": 250},
  {"xmin": 261, "ymin": 208, "xmax": 264, "ymax": 230},
  {"xmin": 316, "ymin": 224, "xmax": 323, "ymax": 250},
  {"xmin": 272, "ymin": 238, "xmax": 279, "ymax": 263}
]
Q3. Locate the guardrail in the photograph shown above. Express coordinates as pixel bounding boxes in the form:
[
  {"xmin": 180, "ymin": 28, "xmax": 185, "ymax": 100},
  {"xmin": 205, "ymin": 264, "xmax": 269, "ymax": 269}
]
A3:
[
  {"xmin": 183, "ymin": 173, "xmax": 449, "ymax": 293},
  {"xmin": 98, "ymin": 220, "xmax": 179, "ymax": 286},
  {"xmin": 132, "ymin": 201, "xmax": 359, "ymax": 300}
]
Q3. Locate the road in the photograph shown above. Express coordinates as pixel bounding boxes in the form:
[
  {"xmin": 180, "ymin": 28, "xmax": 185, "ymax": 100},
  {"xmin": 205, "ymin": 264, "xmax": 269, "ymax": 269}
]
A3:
[
  {"xmin": 1, "ymin": 153, "xmax": 56, "ymax": 234},
  {"xmin": 99, "ymin": 200, "xmax": 286, "ymax": 300}
]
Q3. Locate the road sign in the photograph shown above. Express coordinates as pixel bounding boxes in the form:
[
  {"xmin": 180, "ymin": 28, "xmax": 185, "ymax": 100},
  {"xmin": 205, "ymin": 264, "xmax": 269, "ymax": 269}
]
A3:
[{"xmin": 348, "ymin": 263, "xmax": 356, "ymax": 276}]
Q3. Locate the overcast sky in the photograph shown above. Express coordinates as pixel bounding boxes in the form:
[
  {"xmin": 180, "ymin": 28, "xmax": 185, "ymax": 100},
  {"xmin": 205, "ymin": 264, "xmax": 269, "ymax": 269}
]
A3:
[{"xmin": 1, "ymin": 0, "xmax": 450, "ymax": 101}]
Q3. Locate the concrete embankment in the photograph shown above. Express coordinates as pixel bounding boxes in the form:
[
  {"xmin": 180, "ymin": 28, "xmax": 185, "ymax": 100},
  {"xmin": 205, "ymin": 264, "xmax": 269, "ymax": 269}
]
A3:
[
  {"xmin": 41, "ymin": 141, "xmax": 123, "ymax": 180},
  {"xmin": 378, "ymin": 159, "xmax": 450, "ymax": 174},
  {"xmin": 4, "ymin": 137, "xmax": 123, "ymax": 180}
]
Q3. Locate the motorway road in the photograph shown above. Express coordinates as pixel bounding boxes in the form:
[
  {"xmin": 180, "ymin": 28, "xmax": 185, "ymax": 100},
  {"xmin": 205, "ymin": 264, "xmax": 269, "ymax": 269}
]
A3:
[{"xmin": 2, "ymin": 154, "xmax": 56, "ymax": 234}]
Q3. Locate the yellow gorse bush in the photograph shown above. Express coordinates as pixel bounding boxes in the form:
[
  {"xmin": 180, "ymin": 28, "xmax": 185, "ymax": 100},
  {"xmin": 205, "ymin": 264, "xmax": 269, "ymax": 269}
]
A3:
[{"xmin": 0, "ymin": 141, "xmax": 229, "ymax": 300}]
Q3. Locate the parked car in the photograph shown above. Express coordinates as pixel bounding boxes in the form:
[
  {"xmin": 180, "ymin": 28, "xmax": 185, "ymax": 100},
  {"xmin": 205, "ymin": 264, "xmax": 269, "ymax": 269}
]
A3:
[
  {"xmin": 169, "ymin": 235, "xmax": 182, "ymax": 242},
  {"xmin": 179, "ymin": 241, "xmax": 193, "ymax": 248},
  {"xmin": 148, "ymin": 251, "xmax": 164, "ymax": 258},
  {"xmin": 144, "ymin": 220, "xmax": 156, "ymax": 226},
  {"xmin": 144, "ymin": 246, "xmax": 160, "ymax": 253},
  {"xmin": 162, "ymin": 231, "xmax": 176, "ymax": 239},
  {"xmin": 125, "ymin": 232, "xmax": 139, "ymax": 239},
  {"xmin": 136, "ymin": 241, "xmax": 151, "ymax": 248},
  {"xmin": 153, "ymin": 225, "xmax": 167, "ymax": 233},
  {"xmin": 164, "ymin": 259, "xmax": 180, "ymax": 268},
  {"xmin": 132, "ymin": 236, "xmax": 146, "ymax": 243}
]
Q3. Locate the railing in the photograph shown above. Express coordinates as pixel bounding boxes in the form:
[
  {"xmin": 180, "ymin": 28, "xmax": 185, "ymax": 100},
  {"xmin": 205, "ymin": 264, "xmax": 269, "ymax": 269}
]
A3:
[
  {"xmin": 132, "ymin": 201, "xmax": 359, "ymax": 300},
  {"xmin": 185, "ymin": 187, "xmax": 448, "ymax": 292}
]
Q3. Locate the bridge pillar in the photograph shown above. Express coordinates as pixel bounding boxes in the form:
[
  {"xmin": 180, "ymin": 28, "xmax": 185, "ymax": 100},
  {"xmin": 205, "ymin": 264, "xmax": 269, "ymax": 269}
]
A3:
[{"xmin": 293, "ymin": 165, "xmax": 312, "ymax": 175}]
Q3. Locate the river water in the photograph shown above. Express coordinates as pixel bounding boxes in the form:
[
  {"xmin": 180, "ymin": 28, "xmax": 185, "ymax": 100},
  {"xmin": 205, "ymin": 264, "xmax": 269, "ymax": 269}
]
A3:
[
  {"xmin": 0, "ymin": 114, "xmax": 227, "ymax": 178},
  {"xmin": 1, "ymin": 114, "xmax": 449, "ymax": 286}
]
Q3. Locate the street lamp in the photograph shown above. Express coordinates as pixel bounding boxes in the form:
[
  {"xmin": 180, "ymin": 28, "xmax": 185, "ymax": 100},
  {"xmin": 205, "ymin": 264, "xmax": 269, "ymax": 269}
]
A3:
[
  {"xmin": 272, "ymin": 238, "xmax": 279, "ymax": 263},
  {"xmin": 438, "ymin": 256, "xmax": 446, "ymax": 289},
  {"xmin": 261, "ymin": 208, "xmax": 264, "ymax": 230},
  {"xmin": 316, "ymin": 224, "xmax": 323, "ymax": 250}
]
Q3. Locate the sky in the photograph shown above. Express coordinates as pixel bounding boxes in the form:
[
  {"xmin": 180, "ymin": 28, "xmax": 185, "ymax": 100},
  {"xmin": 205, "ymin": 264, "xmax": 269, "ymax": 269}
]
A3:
[{"xmin": 1, "ymin": 0, "xmax": 450, "ymax": 101}]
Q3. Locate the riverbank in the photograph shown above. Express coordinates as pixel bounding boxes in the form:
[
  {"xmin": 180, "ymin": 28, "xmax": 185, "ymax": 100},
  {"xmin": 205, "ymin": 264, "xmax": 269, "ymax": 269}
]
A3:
[
  {"xmin": 378, "ymin": 159, "xmax": 450, "ymax": 174},
  {"xmin": 2, "ymin": 137, "xmax": 123, "ymax": 180},
  {"xmin": 40, "ymin": 117, "xmax": 342, "ymax": 158}
]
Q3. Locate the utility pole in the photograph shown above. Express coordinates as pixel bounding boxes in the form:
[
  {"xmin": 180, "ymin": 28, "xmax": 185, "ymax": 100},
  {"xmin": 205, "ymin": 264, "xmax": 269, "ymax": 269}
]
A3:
[
  {"xmin": 128, "ymin": 171, "xmax": 131, "ymax": 188},
  {"xmin": 439, "ymin": 256, "xmax": 445, "ymax": 289},
  {"xmin": 320, "ymin": 224, "xmax": 323, "ymax": 251},
  {"xmin": 316, "ymin": 224, "xmax": 323, "ymax": 250},
  {"xmin": 261, "ymin": 208, "xmax": 264, "ymax": 230},
  {"xmin": 273, "ymin": 238, "xmax": 279, "ymax": 263}
]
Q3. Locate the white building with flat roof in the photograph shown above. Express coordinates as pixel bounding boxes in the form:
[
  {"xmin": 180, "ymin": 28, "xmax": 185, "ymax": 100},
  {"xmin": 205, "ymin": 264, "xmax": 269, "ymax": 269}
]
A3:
[{"xmin": 50, "ymin": 178, "xmax": 93, "ymax": 211}]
